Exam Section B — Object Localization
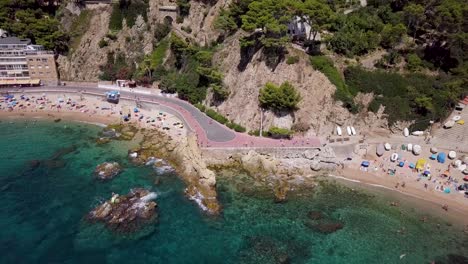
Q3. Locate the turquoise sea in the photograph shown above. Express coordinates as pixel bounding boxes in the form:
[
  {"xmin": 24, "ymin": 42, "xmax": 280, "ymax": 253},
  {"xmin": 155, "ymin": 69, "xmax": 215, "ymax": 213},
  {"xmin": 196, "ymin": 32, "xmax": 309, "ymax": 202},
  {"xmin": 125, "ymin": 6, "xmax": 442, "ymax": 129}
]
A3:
[{"xmin": 0, "ymin": 120, "xmax": 466, "ymax": 264}]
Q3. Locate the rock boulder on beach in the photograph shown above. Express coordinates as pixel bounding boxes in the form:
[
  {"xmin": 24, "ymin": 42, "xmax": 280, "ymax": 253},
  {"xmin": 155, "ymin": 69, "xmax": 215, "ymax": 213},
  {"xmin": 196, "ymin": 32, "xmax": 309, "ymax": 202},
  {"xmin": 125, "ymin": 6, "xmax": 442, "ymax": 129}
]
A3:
[
  {"xmin": 94, "ymin": 162, "xmax": 122, "ymax": 180},
  {"xmin": 87, "ymin": 188, "xmax": 158, "ymax": 232}
]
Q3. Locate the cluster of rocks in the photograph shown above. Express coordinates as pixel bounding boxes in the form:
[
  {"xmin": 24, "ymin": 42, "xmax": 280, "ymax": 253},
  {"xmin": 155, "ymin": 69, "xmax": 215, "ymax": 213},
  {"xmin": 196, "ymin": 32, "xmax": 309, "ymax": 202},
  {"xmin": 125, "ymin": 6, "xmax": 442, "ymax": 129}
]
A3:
[
  {"xmin": 94, "ymin": 162, "xmax": 122, "ymax": 180},
  {"xmin": 129, "ymin": 131, "xmax": 221, "ymax": 215},
  {"xmin": 304, "ymin": 210, "xmax": 344, "ymax": 234},
  {"xmin": 204, "ymin": 147, "xmax": 342, "ymax": 203},
  {"xmin": 97, "ymin": 125, "xmax": 138, "ymax": 144},
  {"xmin": 87, "ymin": 188, "xmax": 158, "ymax": 232},
  {"xmin": 27, "ymin": 145, "xmax": 78, "ymax": 171}
]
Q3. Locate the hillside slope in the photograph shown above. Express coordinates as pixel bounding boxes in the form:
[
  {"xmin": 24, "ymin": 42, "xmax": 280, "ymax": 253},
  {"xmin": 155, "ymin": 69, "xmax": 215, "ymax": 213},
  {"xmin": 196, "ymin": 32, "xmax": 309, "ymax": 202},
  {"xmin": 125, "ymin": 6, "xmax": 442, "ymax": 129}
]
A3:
[{"xmin": 213, "ymin": 35, "xmax": 387, "ymax": 136}]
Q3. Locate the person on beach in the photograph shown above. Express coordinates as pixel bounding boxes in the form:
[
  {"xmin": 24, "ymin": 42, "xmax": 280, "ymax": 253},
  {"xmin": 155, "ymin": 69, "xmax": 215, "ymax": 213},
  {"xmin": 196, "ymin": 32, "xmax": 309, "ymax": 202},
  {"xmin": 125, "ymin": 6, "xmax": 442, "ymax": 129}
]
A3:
[{"xmin": 442, "ymin": 204, "xmax": 448, "ymax": 211}]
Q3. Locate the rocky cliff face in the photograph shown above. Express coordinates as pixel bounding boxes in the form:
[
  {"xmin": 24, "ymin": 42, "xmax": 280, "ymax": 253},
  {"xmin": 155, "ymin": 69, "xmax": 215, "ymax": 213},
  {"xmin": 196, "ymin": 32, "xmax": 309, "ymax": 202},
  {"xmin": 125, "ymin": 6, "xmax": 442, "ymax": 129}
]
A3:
[
  {"xmin": 58, "ymin": 3, "xmax": 154, "ymax": 81},
  {"xmin": 212, "ymin": 34, "xmax": 388, "ymax": 137}
]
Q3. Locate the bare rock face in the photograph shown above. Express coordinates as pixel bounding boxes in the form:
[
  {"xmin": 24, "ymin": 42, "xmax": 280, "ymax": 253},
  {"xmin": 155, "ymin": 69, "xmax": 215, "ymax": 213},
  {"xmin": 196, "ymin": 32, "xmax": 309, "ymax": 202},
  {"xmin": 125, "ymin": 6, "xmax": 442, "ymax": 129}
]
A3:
[
  {"xmin": 94, "ymin": 162, "xmax": 122, "ymax": 180},
  {"xmin": 87, "ymin": 188, "xmax": 158, "ymax": 232},
  {"xmin": 58, "ymin": 5, "xmax": 153, "ymax": 81}
]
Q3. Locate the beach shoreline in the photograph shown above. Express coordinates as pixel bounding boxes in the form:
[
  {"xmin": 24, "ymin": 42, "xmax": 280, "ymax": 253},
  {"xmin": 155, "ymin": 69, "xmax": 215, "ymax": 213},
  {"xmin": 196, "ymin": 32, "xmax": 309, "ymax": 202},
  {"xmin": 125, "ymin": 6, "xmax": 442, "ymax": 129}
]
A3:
[
  {"xmin": 328, "ymin": 171, "xmax": 468, "ymax": 227},
  {"xmin": 1, "ymin": 91, "xmax": 467, "ymax": 227}
]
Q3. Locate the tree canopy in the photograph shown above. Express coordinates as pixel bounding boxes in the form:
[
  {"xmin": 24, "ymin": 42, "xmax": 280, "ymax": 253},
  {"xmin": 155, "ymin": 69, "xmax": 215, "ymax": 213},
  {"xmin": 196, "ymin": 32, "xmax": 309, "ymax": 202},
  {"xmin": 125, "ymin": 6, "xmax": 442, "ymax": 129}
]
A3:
[
  {"xmin": 259, "ymin": 81, "xmax": 301, "ymax": 112},
  {"xmin": 0, "ymin": 0, "xmax": 69, "ymax": 52}
]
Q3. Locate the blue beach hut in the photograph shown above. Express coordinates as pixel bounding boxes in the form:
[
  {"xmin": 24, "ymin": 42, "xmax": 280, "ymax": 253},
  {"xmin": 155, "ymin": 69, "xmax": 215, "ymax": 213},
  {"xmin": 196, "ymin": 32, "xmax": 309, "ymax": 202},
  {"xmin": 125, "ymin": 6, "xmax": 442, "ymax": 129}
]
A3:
[{"xmin": 437, "ymin": 152, "xmax": 446, "ymax": 164}]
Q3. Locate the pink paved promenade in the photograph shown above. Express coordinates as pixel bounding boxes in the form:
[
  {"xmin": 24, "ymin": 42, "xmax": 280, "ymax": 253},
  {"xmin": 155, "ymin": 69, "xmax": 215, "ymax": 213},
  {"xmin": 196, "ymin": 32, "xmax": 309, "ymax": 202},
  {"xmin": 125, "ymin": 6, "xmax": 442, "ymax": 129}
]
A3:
[{"xmin": 139, "ymin": 98, "xmax": 322, "ymax": 149}]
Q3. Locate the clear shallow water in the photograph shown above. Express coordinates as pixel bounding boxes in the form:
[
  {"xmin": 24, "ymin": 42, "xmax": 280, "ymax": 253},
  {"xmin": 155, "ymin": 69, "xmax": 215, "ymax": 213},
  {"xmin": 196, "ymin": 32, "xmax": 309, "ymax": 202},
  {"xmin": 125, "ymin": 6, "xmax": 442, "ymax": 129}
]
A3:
[{"xmin": 0, "ymin": 120, "xmax": 466, "ymax": 264}]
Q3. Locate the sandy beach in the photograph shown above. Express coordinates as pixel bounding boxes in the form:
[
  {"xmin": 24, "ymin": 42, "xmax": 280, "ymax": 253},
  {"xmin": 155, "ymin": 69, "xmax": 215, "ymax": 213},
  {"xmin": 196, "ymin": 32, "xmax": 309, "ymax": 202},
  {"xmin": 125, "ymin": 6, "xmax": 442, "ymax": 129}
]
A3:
[{"xmin": 0, "ymin": 91, "xmax": 188, "ymax": 141}]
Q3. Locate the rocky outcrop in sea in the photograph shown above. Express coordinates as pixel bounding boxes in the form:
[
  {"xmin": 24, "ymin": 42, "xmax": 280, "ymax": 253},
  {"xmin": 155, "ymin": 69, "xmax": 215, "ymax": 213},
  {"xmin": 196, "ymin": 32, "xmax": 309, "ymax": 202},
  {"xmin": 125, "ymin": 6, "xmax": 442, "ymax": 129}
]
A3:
[
  {"xmin": 87, "ymin": 188, "xmax": 158, "ymax": 232},
  {"xmin": 128, "ymin": 131, "xmax": 221, "ymax": 215},
  {"xmin": 94, "ymin": 162, "xmax": 122, "ymax": 180}
]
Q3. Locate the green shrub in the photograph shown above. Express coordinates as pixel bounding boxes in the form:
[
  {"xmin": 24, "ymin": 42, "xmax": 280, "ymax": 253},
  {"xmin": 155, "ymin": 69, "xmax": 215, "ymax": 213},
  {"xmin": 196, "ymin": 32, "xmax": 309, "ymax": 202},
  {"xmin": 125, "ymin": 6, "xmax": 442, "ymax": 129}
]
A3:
[
  {"xmin": 406, "ymin": 53, "xmax": 423, "ymax": 72},
  {"xmin": 310, "ymin": 56, "xmax": 357, "ymax": 112},
  {"xmin": 109, "ymin": 4, "xmax": 123, "ymax": 31},
  {"xmin": 106, "ymin": 33, "xmax": 118, "ymax": 41},
  {"xmin": 205, "ymin": 109, "xmax": 229, "ymax": 124},
  {"xmin": 248, "ymin": 130, "xmax": 268, "ymax": 137},
  {"xmin": 286, "ymin": 56, "xmax": 299, "ymax": 65},
  {"xmin": 150, "ymin": 39, "xmax": 169, "ymax": 69},
  {"xmin": 267, "ymin": 127, "xmax": 292, "ymax": 139},
  {"xmin": 176, "ymin": 0, "xmax": 191, "ymax": 17},
  {"xmin": 98, "ymin": 39, "xmax": 108, "ymax": 48},
  {"xmin": 259, "ymin": 82, "xmax": 301, "ymax": 112},
  {"xmin": 154, "ymin": 22, "xmax": 171, "ymax": 42},
  {"xmin": 344, "ymin": 66, "xmax": 460, "ymax": 129},
  {"xmin": 108, "ymin": 0, "xmax": 149, "ymax": 31},
  {"xmin": 194, "ymin": 103, "xmax": 206, "ymax": 112},
  {"xmin": 176, "ymin": 16, "xmax": 184, "ymax": 24},
  {"xmin": 181, "ymin": 26, "xmax": 192, "ymax": 33},
  {"xmin": 227, "ymin": 122, "xmax": 246, "ymax": 133}
]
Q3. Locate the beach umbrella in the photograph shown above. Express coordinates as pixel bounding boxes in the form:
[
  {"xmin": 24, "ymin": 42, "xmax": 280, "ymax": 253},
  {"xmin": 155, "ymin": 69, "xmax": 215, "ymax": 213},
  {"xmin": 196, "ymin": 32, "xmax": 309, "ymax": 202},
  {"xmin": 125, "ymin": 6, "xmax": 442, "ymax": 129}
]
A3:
[
  {"xmin": 459, "ymin": 164, "xmax": 467, "ymax": 172},
  {"xmin": 409, "ymin": 163, "xmax": 415, "ymax": 169},
  {"xmin": 448, "ymin": 151, "xmax": 457, "ymax": 159},
  {"xmin": 444, "ymin": 188, "xmax": 451, "ymax": 194},
  {"xmin": 416, "ymin": 159, "xmax": 426, "ymax": 170},
  {"xmin": 423, "ymin": 170, "xmax": 431, "ymax": 176},
  {"xmin": 437, "ymin": 152, "xmax": 446, "ymax": 163},
  {"xmin": 413, "ymin": 145, "xmax": 422, "ymax": 155},
  {"xmin": 361, "ymin": 161, "xmax": 370, "ymax": 167},
  {"xmin": 384, "ymin": 143, "xmax": 391, "ymax": 151},
  {"xmin": 398, "ymin": 161, "xmax": 405, "ymax": 167},
  {"xmin": 430, "ymin": 154, "xmax": 437, "ymax": 160},
  {"xmin": 430, "ymin": 147, "xmax": 438, "ymax": 153},
  {"xmin": 454, "ymin": 160, "xmax": 462, "ymax": 168}
]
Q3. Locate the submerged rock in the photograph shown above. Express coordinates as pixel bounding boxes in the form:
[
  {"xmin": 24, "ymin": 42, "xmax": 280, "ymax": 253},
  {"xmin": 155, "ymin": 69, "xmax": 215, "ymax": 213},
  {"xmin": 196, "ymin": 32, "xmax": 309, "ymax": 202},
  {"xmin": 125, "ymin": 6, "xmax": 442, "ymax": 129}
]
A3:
[
  {"xmin": 87, "ymin": 188, "xmax": 158, "ymax": 232},
  {"xmin": 307, "ymin": 211, "xmax": 323, "ymax": 220},
  {"xmin": 306, "ymin": 221, "xmax": 344, "ymax": 234},
  {"xmin": 28, "ymin": 160, "xmax": 41, "ymax": 170},
  {"xmin": 102, "ymin": 128, "xmax": 118, "ymax": 138},
  {"xmin": 43, "ymin": 159, "xmax": 66, "ymax": 169},
  {"xmin": 274, "ymin": 183, "xmax": 289, "ymax": 203},
  {"xmin": 96, "ymin": 137, "xmax": 111, "ymax": 145},
  {"xmin": 94, "ymin": 162, "xmax": 122, "ymax": 180}
]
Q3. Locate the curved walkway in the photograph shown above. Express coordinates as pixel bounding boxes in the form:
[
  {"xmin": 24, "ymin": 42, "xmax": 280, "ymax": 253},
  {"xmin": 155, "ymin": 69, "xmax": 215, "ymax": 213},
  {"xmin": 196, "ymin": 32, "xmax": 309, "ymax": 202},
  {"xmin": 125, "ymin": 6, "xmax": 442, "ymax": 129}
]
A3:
[{"xmin": 2, "ymin": 85, "xmax": 322, "ymax": 149}]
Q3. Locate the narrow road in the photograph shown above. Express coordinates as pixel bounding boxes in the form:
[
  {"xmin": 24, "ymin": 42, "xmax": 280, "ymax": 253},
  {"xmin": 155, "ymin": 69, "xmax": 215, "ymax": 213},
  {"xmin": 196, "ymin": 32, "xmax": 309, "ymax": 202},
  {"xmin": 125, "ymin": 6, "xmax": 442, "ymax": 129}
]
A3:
[{"xmin": 2, "ymin": 85, "xmax": 322, "ymax": 149}]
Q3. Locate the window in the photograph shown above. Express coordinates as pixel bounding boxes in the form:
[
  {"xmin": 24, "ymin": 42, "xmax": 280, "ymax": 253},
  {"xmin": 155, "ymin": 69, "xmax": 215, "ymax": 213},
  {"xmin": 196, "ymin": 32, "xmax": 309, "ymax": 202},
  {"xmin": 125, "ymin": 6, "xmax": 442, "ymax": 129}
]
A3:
[
  {"xmin": 36, "ymin": 58, "xmax": 41, "ymax": 61},
  {"xmin": 31, "ymin": 72, "xmax": 35, "ymax": 74},
  {"xmin": 29, "ymin": 58, "xmax": 33, "ymax": 61},
  {"xmin": 41, "ymin": 58, "xmax": 47, "ymax": 62},
  {"xmin": 45, "ymin": 66, "xmax": 49, "ymax": 69}
]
